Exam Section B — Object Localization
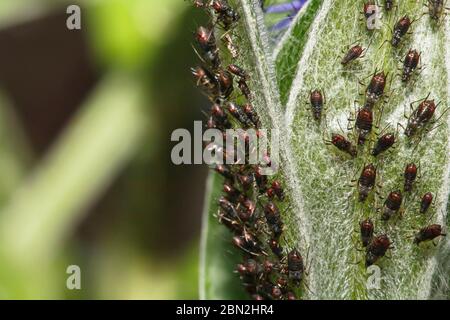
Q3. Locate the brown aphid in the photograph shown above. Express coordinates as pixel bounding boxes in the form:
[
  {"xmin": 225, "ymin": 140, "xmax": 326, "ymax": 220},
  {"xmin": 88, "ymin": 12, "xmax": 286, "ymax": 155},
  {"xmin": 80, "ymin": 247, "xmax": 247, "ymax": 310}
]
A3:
[
  {"xmin": 372, "ymin": 132, "xmax": 395, "ymax": 156},
  {"xmin": 286, "ymin": 292, "xmax": 297, "ymax": 300},
  {"xmin": 216, "ymin": 69, "xmax": 234, "ymax": 99},
  {"xmin": 414, "ymin": 224, "xmax": 446, "ymax": 244},
  {"xmin": 219, "ymin": 196, "xmax": 239, "ymax": 219},
  {"xmin": 360, "ymin": 219, "xmax": 374, "ymax": 247},
  {"xmin": 215, "ymin": 164, "xmax": 234, "ymax": 180},
  {"xmin": 270, "ymin": 180, "xmax": 285, "ymax": 201},
  {"xmin": 356, "ymin": 107, "xmax": 374, "ymax": 145},
  {"xmin": 405, "ymin": 97, "xmax": 437, "ymax": 137},
  {"xmin": 191, "ymin": 66, "xmax": 219, "ymax": 96},
  {"xmin": 238, "ymin": 198, "xmax": 256, "ymax": 222},
  {"xmin": 357, "ymin": 164, "xmax": 377, "ymax": 202},
  {"xmin": 341, "ymin": 44, "xmax": 365, "ymax": 65},
  {"xmin": 391, "ymin": 15, "xmax": 412, "ymax": 47},
  {"xmin": 366, "ymin": 234, "xmax": 392, "ymax": 266},
  {"xmin": 366, "ymin": 71, "xmax": 387, "ymax": 104},
  {"xmin": 242, "ymin": 103, "xmax": 261, "ymax": 128},
  {"xmin": 209, "ymin": 0, "xmax": 240, "ymax": 30},
  {"xmin": 363, "ymin": 1, "xmax": 377, "ymax": 19},
  {"xmin": 195, "ymin": 26, "xmax": 220, "ymax": 68},
  {"xmin": 264, "ymin": 202, "xmax": 284, "ymax": 238},
  {"xmin": 325, "ymin": 133, "xmax": 357, "ymax": 157},
  {"xmin": 420, "ymin": 192, "xmax": 433, "ymax": 214},
  {"xmin": 232, "ymin": 228, "xmax": 264, "ymax": 256},
  {"xmin": 223, "ymin": 182, "xmax": 241, "ymax": 203},
  {"xmin": 238, "ymin": 78, "xmax": 252, "ymax": 101},
  {"xmin": 269, "ymin": 238, "xmax": 284, "ymax": 260},
  {"xmin": 381, "ymin": 190, "xmax": 403, "ymax": 221},
  {"xmin": 226, "ymin": 102, "xmax": 253, "ymax": 127},
  {"xmin": 228, "ymin": 64, "xmax": 249, "ymax": 80},
  {"xmin": 210, "ymin": 103, "xmax": 231, "ymax": 129},
  {"xmin": 237, "ymin": 173, "xmax": 254, "ymax": 190},
  {"xmin": 401, "ymin": 49, "xmax": 420, "ymax": 82},
  {"xmin": 309, "ymin": 89, "xmax": 325, "ymax": 121},
  {"xmin": 403, "ymin": 163, "xmax": 418, "ymax": 192},
  {"xmin": 254, "ymin": 165, "xmax": 268, "ymax": 193},
  {"xmin": 287, "ymin": 248, "xmax": 304, "ymax": 286}
]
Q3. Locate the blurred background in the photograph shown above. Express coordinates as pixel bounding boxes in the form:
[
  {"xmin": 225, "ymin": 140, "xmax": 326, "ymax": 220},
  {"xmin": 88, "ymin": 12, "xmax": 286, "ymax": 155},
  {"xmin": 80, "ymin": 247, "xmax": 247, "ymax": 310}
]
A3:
[{"xmin": 0, "ymin": 0, "xmax": 299, "ymax": 299}]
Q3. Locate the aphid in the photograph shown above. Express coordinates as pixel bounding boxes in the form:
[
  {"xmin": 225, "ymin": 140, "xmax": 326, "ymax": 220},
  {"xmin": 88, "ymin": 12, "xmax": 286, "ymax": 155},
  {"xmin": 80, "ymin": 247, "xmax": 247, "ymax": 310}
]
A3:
[
  {"xmin": 238, "ymin": 198, "xmax": 256, "ymax": 222},
  {"xmin": 215, "ymin": 164, "xmax": 234, "ymax": 180},
  {"xmin": 285, "ymin": 292, "xmax": 297, "ymax": 300},
  {"xmin": 223, "ymin": 34, "xmax": 239, "ymax": 59},
  {"xmin": 269, "ymin": 238, "xmax": 284, "ymax": 260},
  {"xmin": 219, "ymin": 196, "xmax": 239, "ymax": 219},
  {"xmin": 309, "ymin": 89, "xmax": 325, "ymax": 121},
  {"xmin": 403, "ymin": 163, "xmax": 418, "ymax": 192},
  {"xmin": 192, "ymin": 0, "xmax": 206, "ymax": 8},
  {"xmin": 381, "ymin": 190, "xmax": 403, "ymax": 221},
  {"xmin": 227, "ymin": 64, "xmax": 249, "ymax": 80},
  {"xmin": 254, "ymin": 165, "xmax": 268, "ymax": 193},
  {"xmin": 287, "ymin": 248, "xmax": 304, "ymax": 286},
  {"xmin": 360, "ymin": 219, "xmax": 374, "ymax": 247},
  {"xmin": 366, "ymin": 71, "xmax": 387, "ymax": 104},
  {"xmin": 355, "ymin": 106, "xmax": 374, "ymax": 145},
  {"xmin": 209, "ymin": 0, "xmax": 240, "ymax": 30},
  {"xmin": 420, "ymin": 192, "xmax": 433, "ymax": 214},
  {"xmin": 357, "ymin": 164, "xmax": 377, "ymax": 202},
  {"xmin": 216, "ymin": 69, "xmax": 234, "ymax": 99},
  {"xmin": 426, "ymin": 0, "xmax": 448, "ymax": 21},
  {"xmin": 414, "ymin": 224, "xmax": 446, "ymax": 245},
  {"xmin": 366, "ymin": 234, "xmax": 392, "ymax": 266},
  {"xmin": 210, "ymin": 103, "xmax": 231, "ymax": 129},
  {"xmin": 223, "ymin": 182, "xmax": 241, "ymax": 203},
  {"xmin": 242, "ymin": 103, "xmax": 261, "ymax": 128},
  {"xmin": 341, "ymin": 44, "xmax": 366, "ymax": 66},
  {"xmin": 264, "ymin": 202, "xmax": 284, "ymax": 238},
  {"xmin": 363, "ymin": 1, "xmax": 377, "ymax": 19},
  {"xmin": 232, "ymin": 228, "xmax": 265, "ymax": 256},
  {"xmin": 391, "ymin": 15, "xmax": 412, "ymax": 47},
  {"xmin": 273, "ymin": 181, "xmax": 285, "ymax": 201},
  {"xmin": 372, "ymin": 132, "xmax": 395, "ymax": 156},
  {"xmin": 401, "ymin": 49, "xmax": 421, "ymax": 82},
  {"xmin": 238, "ymin": 78, "xmax": 252, "ymax": 101},
  {"xmin": 226, "ymin": 102, "xmax": 253, "ymax": 127},
  {"xmin": 325, "ymin": 133, "xmax": 357, "ymax": 157},
  {"xmin": 194, "ymin": 26, "xmax": 220, "ymax": 68},
  {"xmin": 404, "ymin": 96, "xmax": 439, "ymax": 137},
  {"xmin": 270, "ymin": 285, "xmax": 283, "ymax": 300},
  {"xmin": 191, "ymin": 66, "xmax": 219, "ymax": 96},
  {"xmin": 385, "ymin": 0, "xmax": 394, "ymax": 11},
  {"xmin": 237, "ymin": 173, "xmax": 254, "ymax": 190}
]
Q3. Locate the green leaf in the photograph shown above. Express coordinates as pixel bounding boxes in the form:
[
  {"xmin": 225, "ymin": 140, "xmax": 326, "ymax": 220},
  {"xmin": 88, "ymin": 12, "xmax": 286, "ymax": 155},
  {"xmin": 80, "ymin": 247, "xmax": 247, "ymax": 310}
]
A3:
[
  {"xmin": 283, "ymin": 1, "xmax": 450, "ymax": 299},
  {"xmin": 199, "ymin": 0, "xmax": 450, "ymax": 300}
]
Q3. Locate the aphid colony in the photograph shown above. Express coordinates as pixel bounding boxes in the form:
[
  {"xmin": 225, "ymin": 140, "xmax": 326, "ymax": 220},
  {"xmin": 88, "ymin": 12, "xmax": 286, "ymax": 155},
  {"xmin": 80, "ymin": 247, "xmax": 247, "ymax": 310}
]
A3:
[
  {"xmin": 319, "ymin": 3, "xmax": 448, "ymax": 267},
  {"xmin": 190, "ymin": 0, "xmax": 305, "ymax": 300}
]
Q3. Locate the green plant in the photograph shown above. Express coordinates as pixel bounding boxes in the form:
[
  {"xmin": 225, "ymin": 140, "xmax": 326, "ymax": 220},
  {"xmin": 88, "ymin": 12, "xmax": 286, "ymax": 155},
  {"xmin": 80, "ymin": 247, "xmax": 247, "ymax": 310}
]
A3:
[{"xmin": 200, "ymin": 0, "xmax": 450, "ymax": 300}]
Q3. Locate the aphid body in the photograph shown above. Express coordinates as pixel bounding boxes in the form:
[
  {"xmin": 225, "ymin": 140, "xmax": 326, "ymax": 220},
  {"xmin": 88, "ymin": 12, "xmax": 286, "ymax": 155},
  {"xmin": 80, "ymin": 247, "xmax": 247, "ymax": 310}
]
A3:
[
  {"xmin": 309, "ymin": 89, "xmax": 324, "ymax": 121},
  {"xmin": 358, "ymin": 164, "xmax": 377, "ymax": 202},
  {"xmin": 366, "ymin": 71, "xmax": 387, "ymax": 104},
  {"xmin": 403, "ymin": 163, "xmax": 418, "ymax": 192},
  {"xmin": 287, "ymin": 248, "xmax": 304, "ymax": 286},
  {"xmin": 341, "ymin": 45, "xmax": 365, "ymax": 65},
  {"xmin": 420, "ymin": 192, "xmax": 433, "ymax": 214},
  {"xmin": 414, "ymin": 224, "xmax": 446, "ymax": 244},
  {"xmin": 360, "ymin": 219, "xmax": 374, "ymax": 247},
  {"xmin": 405, "ymin": 99, "xmax": 436, "ymax": 137},
  {"xmin": 264, "ymin": 202, "xmax": 284, "ymax": 238},
  {"xmin": 372, "ymin": 132, "xmax": 395, "ymax": 156},
  {"xmin": 356, "ymin": 106, "xmax": 374, "ymax": 145},
  {"xmin": 327, "ymin": 134, "xmax": 357, "ymax": 157},
  {"xmin": 366, "ymin": 234, "xmax": 391, "ymax": 266},
  {"xmin": 381, "ymin": 190, "xmax": 403, "ymax": 221},
  {"xmin": 391, "ymin": 15, "xmax": 412, "ymax": 47},
  {"xmin": 402, "ymin": 49, "xmax": 420, "ymax": 82}
]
